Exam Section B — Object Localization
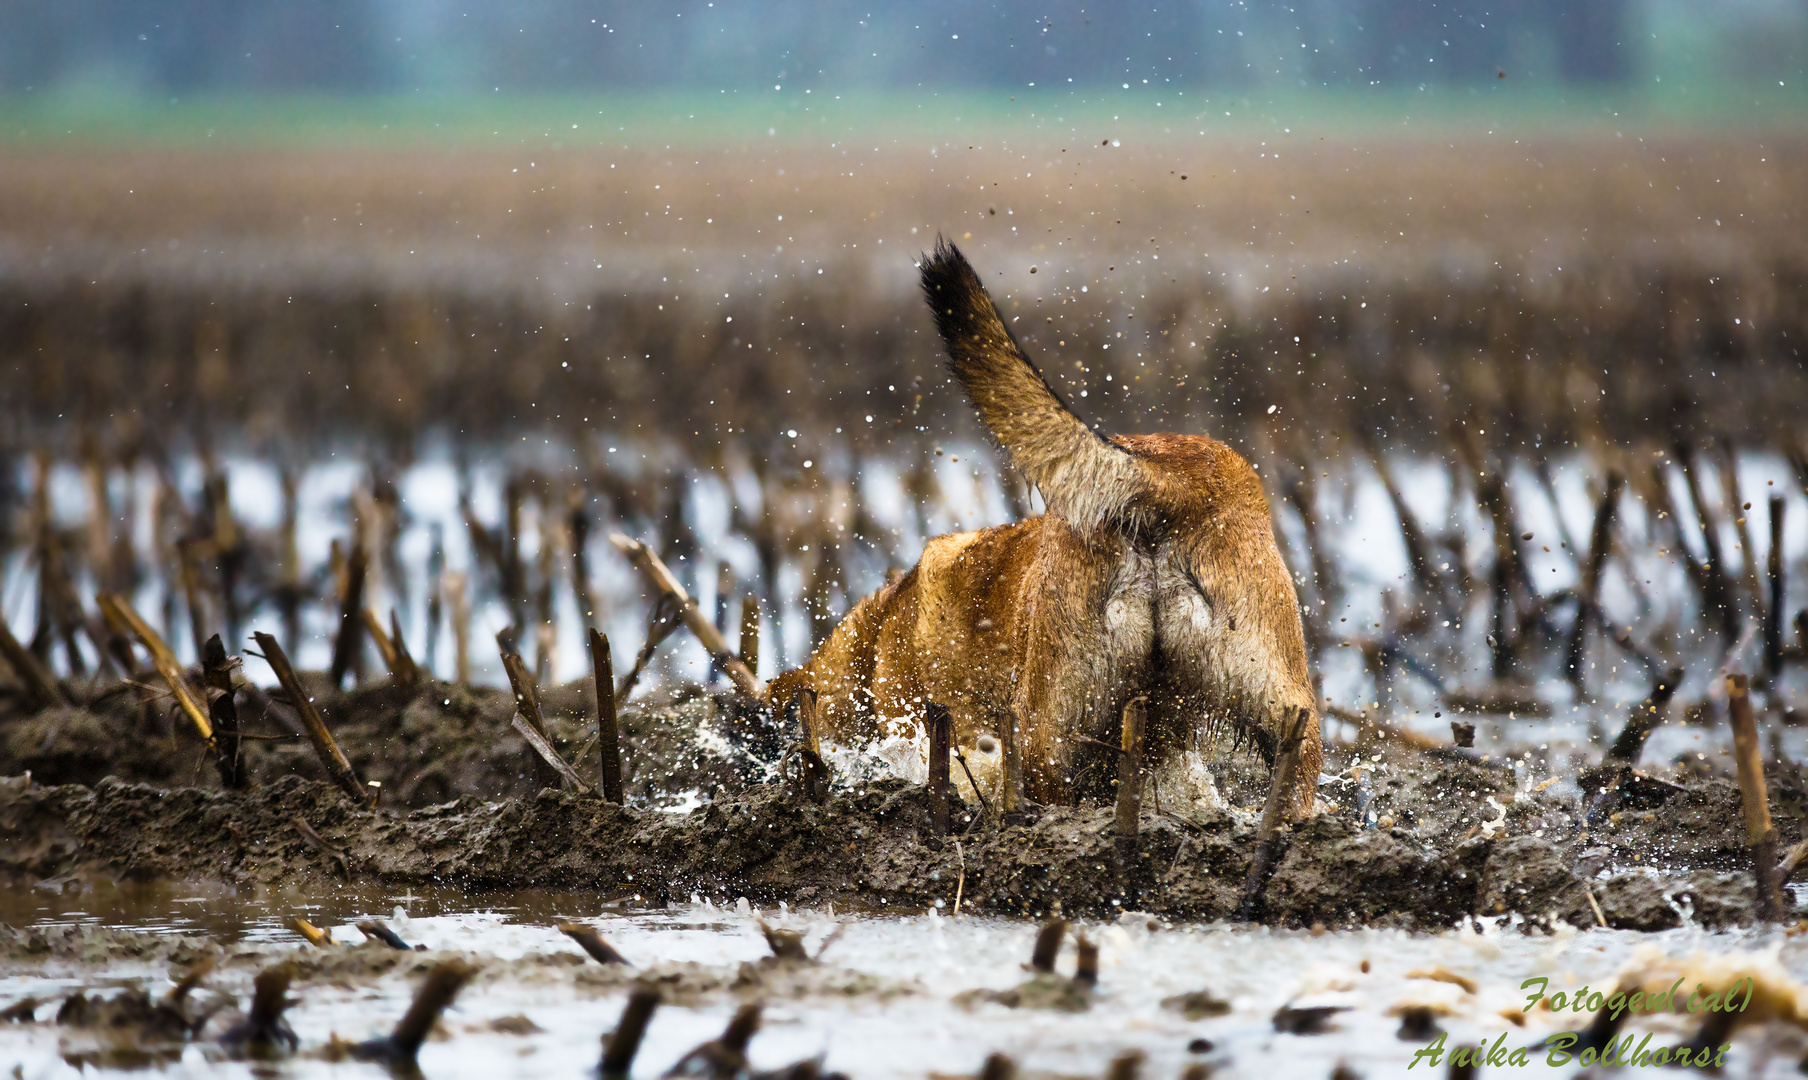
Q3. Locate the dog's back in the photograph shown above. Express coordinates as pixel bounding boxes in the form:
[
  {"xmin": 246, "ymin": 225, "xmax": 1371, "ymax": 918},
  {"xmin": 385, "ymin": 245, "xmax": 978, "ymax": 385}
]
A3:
[{"xmin": 768, "ymin": 239, "xmax": 1321, "ymax": 816}]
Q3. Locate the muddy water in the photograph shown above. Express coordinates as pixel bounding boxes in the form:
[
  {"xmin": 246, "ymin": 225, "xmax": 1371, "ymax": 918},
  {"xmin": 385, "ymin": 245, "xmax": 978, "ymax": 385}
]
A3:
[{"xmin": 2, "ymin": 892, "xmax": 1806, "ymax": 1078}]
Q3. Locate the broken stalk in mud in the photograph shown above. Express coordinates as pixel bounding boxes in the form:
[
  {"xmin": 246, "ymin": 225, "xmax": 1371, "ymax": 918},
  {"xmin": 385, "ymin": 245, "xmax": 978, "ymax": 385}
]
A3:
[
  {"xmin": 928, "ymin": 701, "xmax": 953, "ymax": 836},
  {"xmin": 445, "ymin": 570, "xmax": 471, "ymax": 684},
  {"xmin": 1000, "ymin": 710, "xmax": 1025, "ymax": 817},
  {"xmin": 510, "ymin": 713, "xmax": 594, "ymax": 795},
  {"xmin": 346, "ymin": 960, "xmax": 475, "ymax": 1069},
  {"xmin": 739, "ymin": 592, "xmax": 761, "ymax": 674},
  {"xmin": 600, "ymin": 988, "xmax": 660, "ymax": 1079},
  {"xmin": 1675, "ymin": 446, "xmax": 1744, "ymax": 646},
  {"xmin": 499, "ymin": 635, "xmax": 582, "ymax": 791},
  {"xmin": 98, "ymin": 592, "xmax": 214, "ymax": 745},
  {"xmin": 1324, "ymin": 703, "xmax": 1443, "ymax": 751},
  {"xmin": 1779, "ymin": 839, "xmax": 1808, "ymax": 886},
  {"xmin": 252, "ymin": 631, "xmax": 372, "ymax": 806},
  {"xmin": 1115, "ymin": 696, "xmax": 1147, "ymax": 887},
  {"xmin": 94, "ymin": 593, "xmax": 141, "ymax": 678},
  {"xmin": 783, "ymin": 688, "xmax": 832, "ymax": 804},
  {"xmin": 175, "ymin": 537, "xmax": 211, "ymax": 663},
  {"xmin": 1029, "ymin": 918, "xmax": 1066, "ymax": 974},
  {"xmin": 1605, "ymin": 667, "xmax": 1685, "ymax": 765},
  {"xmin": 609, "ymin": 532, "xmax": 761, "ymax": 698},
  {"xmin": 667, "ymin": 1001, "xmax": 761, "ymax": 1079},
  {"xmin": 0, "ymin": 612, "xmax": 66, "ymax": 711},
  {"xmin": 328, "ymin": 540, "xmax": 368, "ymax": 689},
  {"xmin": 218, "ymin": 964, "xmax": 299, "ymax": 1056},
  {"xmin": 1074, "ymin": 934, "xmax": 1100, "ymax": 989},
  {"xmin": 559, "ymin": 922, "xmax": 633, "ymax": 965},
  {"xmin": 293, "ymin": 816, "xmax": 352, "ymax": 880},
  {"xmin": 388, "ymin": 610, "xmax": 422, "ymax": 686},
  {"xmin": 356, "ymin": 921, "xmax": 412, "ymax": 950},
  {"xmin": 590, "ymin": 629, "xmax": 624, "ymax": 803},
  {"xmin": 1238, "ymin": 707, "xmax": 1313, "ymax": 921},
  {"xmin": 1564, "ymin": 470, "xmax": 1624, "ymax": 692},
  {"xmin": 288, "ymin": 917, "xmax": 334, "ymax": 947},
  {"xmin": 359, "ymin": 609, "xmax": 406, "ymax": 686},
  {"xmin": 499, "ymin": 636, "xmax": 546, "ymax": 737},
  {"xmin": 201, "ymin": 634, "xmax": 244, "ymax": 789},
  {"xmin": 568, "ymin": 489, "xmax": 603, "ymax": 634},
  {"xmin": 1768, "ymin": 495, "xmax": 1786, "ymax": 681},
  {"xmin": 1726, "ymin": 673, "xmax": 1786, "ymax": 920}
]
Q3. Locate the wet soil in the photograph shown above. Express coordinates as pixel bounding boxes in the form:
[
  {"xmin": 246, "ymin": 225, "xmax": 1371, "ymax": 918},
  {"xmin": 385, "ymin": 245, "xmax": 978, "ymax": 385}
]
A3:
[
  {"xmin": 0, "ymin": 674, "xmax": 1798, "ymax": 929},
  {"xmin": 0, "ymin": 673, "xmax": 754, "ymax": 811},
  {"xmin": 0, "ymin": 672, "xmax": 1799, "ymax": 928}
]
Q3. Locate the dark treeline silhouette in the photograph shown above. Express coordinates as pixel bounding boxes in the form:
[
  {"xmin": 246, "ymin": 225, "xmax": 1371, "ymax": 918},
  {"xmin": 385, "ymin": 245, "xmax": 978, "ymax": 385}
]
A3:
[{"xmin": 0, "ymin": 0, "xmax": 1656, "ymax": 94}]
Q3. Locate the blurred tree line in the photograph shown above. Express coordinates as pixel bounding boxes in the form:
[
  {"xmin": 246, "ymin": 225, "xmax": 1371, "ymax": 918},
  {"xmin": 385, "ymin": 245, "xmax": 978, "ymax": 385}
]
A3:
[{"xmin": 0, "ymin": 0, "xmax": 1800, "ymax": 94}]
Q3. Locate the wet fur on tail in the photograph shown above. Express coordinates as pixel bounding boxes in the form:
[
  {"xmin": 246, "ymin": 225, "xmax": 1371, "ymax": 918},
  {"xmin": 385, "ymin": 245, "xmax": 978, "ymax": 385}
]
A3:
[{"xmin": 920, "ymin": 238, "xmax": 1150, "ymax": 533}]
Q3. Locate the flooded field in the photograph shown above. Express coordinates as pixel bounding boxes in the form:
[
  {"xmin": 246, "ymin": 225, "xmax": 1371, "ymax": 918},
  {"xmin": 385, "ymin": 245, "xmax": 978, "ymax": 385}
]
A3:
[
  {"xmin": 3, "ymin": 898, "xmax": 1808, "ymax": 1077},
  {"xmin": 3, "ymin": 127, "xmax": 1808, "ymax": 1076}
]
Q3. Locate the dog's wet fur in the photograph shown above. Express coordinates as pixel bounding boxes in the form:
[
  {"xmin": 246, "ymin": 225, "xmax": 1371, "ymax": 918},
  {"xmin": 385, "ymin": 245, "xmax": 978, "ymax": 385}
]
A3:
[{"xmin": 768, "ymin": 239, "xmax": 1321, "ymax": 817}]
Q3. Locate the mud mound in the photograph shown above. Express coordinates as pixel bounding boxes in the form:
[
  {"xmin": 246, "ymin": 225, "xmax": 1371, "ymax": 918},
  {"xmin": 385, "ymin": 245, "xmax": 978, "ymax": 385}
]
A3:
[
  {"xmin": 0, "ymin": 675, "xmax": 758, "ymax": 810},
  {"xmin": 0, "ymin": 669, "xmax": 1794, "ymax": 929},
  {"xmin": 0, "ymin": 743, "xmax": 1784, "ymax": 929}
]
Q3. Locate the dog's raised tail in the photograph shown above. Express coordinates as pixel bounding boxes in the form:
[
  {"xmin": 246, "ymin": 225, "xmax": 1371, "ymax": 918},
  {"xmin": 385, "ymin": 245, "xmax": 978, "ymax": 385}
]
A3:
[{"xmin": 920, "ymin": 238, "xmax": 1144, "ymax": 531}]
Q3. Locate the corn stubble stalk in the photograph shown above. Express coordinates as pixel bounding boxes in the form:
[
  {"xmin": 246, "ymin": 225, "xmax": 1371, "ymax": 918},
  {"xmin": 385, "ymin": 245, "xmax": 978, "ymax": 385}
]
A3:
[
  {"xmin": 360, "ymin": 609, "xmax": 422, "ymax": 687},
  {"xmin": 1029, "ymin": 918, "xmax": 1065, "ymax": 973},
  {"xmin": 200, "ymin": 634, "xmax": 244, "ymax": 789},
  {"xmin": 500, "ymin": 635, "xmax": 588, "ymax": 793},
  {"xmin": 252, "ymin": 631, "xmax": 371, "ymax": 806},
  {"xmin": 1114, "ymin": 696, "xmax": 1146, "ymax": 890},
  {"xmin": 98, "ymin": 592, "xmax": 214, "ymax": 745},
  {"xmin": 444, "ymin": 570, "xmax": 471, "ymax": 685},
  {"xmin": 0, "ymin": 612, "xmax": 66, "ymax": 712},
  {"xmin": 1000, "ymin": 710, "xmax": 1025, "ymax": 817},
  {"xmin": 288, "ymin": 917, "xmax": 333, "ymax": 948},
  {"xmin": 738, "ymin": 592, "xmax": 761, "ymax": 675},
  {"xmin": 1766, "ymin": 495, "xmax": 1786, "ymax": 681},
  {"xmin": 346, "ymin": 960, "xmax": 475, "ymax": 1068},
  {"xmin": 1238, "ymin": 707, "xmax": 1312, "ymax": 921},
  {"xmin": 328, "ymin": 539, "xmax": 367, "ymax": 690},
  {"xmin": 589, "ymin": 629, "xmax": 623, "ymax": 803},
  {"xmin": 218, "ymin": 963, "xmax": 298, "ymax": 1056},
  {"xmin": 927, "ymin": 701, "xmax": 952, "ymax": 836},
  {"xmin": 388, "ymin": 610, "xmax": 421, "ymax": 685},
  {"xmin": 356, "ymin": 921, "xmax": 411, "ymax": 950},
  {"xmin": 558, "ymin": 922, "xmax": 632, "ymax": 965},
  {"xmin": 783, "ymin": 687, "xmax": 832, "ymax": 804},
  {"xmin": 609, "ymin": 532, "xmax": 761, "ymax": 698},
  {"xmin": 599, "ymin": 987, "xmax": 659, "ymax": 1079},
  {"xmin": 1726, "ymin": 674, "xmax": 1785, "ymax": 921},
  {"xmin": 1564, "ymin": 470, "xmax": 1624, "ymax": 690},
  {"xmin": 665, "ymin": 1002, "xmax": 761, "ymax": 1079},
  {"xmin": 1605, "ymin": 666, "xmax": 1685, "ymax": 764}
]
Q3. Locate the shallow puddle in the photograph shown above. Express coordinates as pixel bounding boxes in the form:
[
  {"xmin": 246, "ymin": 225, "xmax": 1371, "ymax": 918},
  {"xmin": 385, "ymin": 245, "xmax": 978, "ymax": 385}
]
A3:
[{"xmin": 3, "ymin": 893, "xmax": 1807, "ymax": 1078}]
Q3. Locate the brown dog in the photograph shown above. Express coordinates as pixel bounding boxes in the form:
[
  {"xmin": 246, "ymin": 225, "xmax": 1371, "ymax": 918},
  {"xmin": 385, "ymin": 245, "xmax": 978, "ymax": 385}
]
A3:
[{"xmin": 767, "ymin": 239, "xmax": 1321, "ymax": 817}]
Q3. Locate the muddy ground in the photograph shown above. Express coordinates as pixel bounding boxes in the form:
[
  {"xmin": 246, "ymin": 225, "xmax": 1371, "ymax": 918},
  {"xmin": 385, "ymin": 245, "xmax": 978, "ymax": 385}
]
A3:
[
  {"xmin": 0, "ymin": 671, "xmax": 750, "ymax": 810},
  {"xmin": 0, "ymin": 672, "xmax": 1794, "ymax": 929}
]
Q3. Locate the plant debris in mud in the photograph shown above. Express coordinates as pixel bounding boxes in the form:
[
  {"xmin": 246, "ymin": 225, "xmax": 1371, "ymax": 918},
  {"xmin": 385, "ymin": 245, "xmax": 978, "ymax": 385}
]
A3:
[{"xmin": 0, "ymin": 703, "xmax": 1796, "ymax": 928}]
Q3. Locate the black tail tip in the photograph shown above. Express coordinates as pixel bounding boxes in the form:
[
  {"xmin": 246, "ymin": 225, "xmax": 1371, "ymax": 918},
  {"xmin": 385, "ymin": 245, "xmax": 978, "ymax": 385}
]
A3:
[{"xmin": 919, "ymin": 234, "xmax": 972, "ymax": 294}]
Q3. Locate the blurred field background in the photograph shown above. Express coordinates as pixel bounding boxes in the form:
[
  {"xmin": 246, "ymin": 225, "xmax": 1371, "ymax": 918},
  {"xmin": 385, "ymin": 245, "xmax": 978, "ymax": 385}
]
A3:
[{"xmin": 1, "ymin": 1, "xmax": 1806, "ymax": 757}]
